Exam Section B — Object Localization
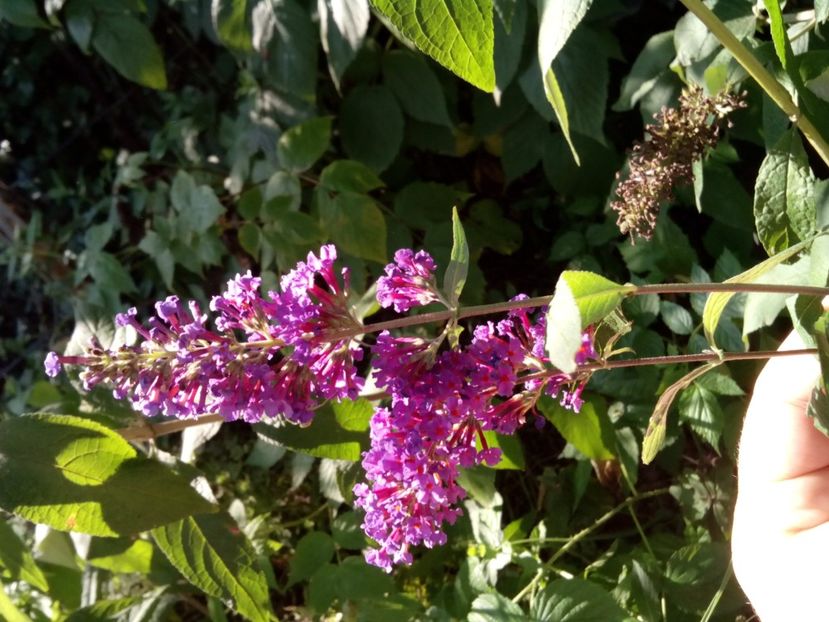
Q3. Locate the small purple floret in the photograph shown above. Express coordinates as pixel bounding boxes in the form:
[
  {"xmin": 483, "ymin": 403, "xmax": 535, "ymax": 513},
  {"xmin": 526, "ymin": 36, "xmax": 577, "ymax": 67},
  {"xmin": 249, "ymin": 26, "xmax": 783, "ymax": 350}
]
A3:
[
  {"xmin": 44, "ymin": 352, "xmax": 62, "ymax": 378},
  {"xmin": 377, "ymin": 248, "xmax": 441, "ymax": 313}
]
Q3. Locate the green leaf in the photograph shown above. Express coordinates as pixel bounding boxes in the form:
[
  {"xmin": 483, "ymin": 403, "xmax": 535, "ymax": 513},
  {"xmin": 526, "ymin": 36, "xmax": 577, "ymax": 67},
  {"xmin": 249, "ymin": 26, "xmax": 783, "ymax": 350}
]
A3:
[
  {"xmin": 92, "ymin": 14, "xmax": 167, "ymax": 90},
  {"xmin": 88, "ymin": 251, "xmax": 137, "ymax": 294},
  {"xmin": 742, "ymin": 256, "xmax": 812, "ymax": 337},
  {"xmin": 152, "ymin": 513, "xmax": 272, "ymax": 622},
  {"xmin": 762, "ymin": 0, "xmax": 792, "ymax": 72},
  {"xmin": 251, "ymin": 0, "xmax": 317, "ymax": 99},
  {"xmin": 479, "ymin": 431, "xmax": 525, "ymax": 470},
  {"xmin": 754, "ymin": 128, "xmax": 816, "ymax": 256},
  {"xmin": 339, "ymin": 85, "xmax": 404, "ymax": 172},
  {"xmin": 0, "ymin": 587, "xmax": 32, "ymax": 622},
  {"xmin": 695, "ymin": 372, "xmax": 744, "ymax": 396},
  {"xmin": 0, "ymin": 0, "xmax": 48, "ymax": 28},
  {"xmin": 537, "ymin": 396, "xmax": 616, "ymax": 461},
  {"xmin": 319, "ymin": 160, "xmax": 385, "ymax": 194},
  {"xmin": 642, "ymin": 363, "xmax": 721, "ymax": 464},
  {"xmin": 536, "ymin": 0, "xmax": 593, "ymax": 74},
  {"xmin": 0, "ymin": 520, "xmax": 49, "ymax": 592},
  {"xmin": 468, "ymin": 592, "xmax": 525, "ymax": 622},
  {"xmin": 529, "ymin": 578, "xmax": 628, "ymax": 621},
  {"xmin": 702, "ymin": 233, "xmax": 824, "ymax": 345},
  {"xmin": 545, "ymin": 271, "xmax": 634, "ymax": 373},
  {"xmin": 212, "ymin": 0, "xmax": 253, "ymax": 52},
  {"xmin": 318, "ymin": 190, "xmax": 387, "ymax": 263},
  {"xmin": 288, "ymin": 531, "xmax": 334, "ymax": 586},
  {"xmin": 536, "ymin": 0, "xmax": 596, "ymax": 162},
  {"xmin": 383, "ymin": 50, "xmax": 452, "ymax": 127},
  {"xmin": 660, "ymin": 300, "xmax": 694, "ymax": 335},
  {"xmin": 238, "ymin": 222, "xmax": 261, "ymax": 257},
  {"xmin": 442, "ymin": 206, "xmax": 469, "ymax": 307},
  {"xmin": 319, "ymin": 0, "xmax": 370, "ymax": 87},
  {"xmin": 138, "ymin": 231, "xmax": 175, "ymax": 288},
  {"xmin": 394, "ymin": 182, "xmax": 469, "ymax": 229},
  {"xmin": 253, "ymin": 401, "xmax": 370, "ymax": 461},
  {"xmin": 679, "ymin": 384, "xmax": 725, "ymax": 448},
  {"xmin": 542, "ymin": 67, "xmax": 578, "ymax": 164},
  {"xmin": 264, "ymin": 171, "xmax": 302, "ymax": 214},
  {"xmin": 331, "ymin": 512, "xmax": 366, "ymax": 550},
  {"xmin": 170, "ymin": 171, "xmax": 226, "ymax": 236},
  {"xmin": 614, "ymin": 31, "xmax": 674, "ymax": 111},
  {"xmin": 0, "ymin": 414, "xmax": 216, "ymax": 536},
  {"xmin": 370, "ymin": 0, "xmax": 495, "ymax": 92},
  {"xmin": 277, "ymin": 116, "xmax": 332, "ymax": 173},
  {"xmin": 493, "ymin": 0, "xmax": 526, "ymax": 101}
]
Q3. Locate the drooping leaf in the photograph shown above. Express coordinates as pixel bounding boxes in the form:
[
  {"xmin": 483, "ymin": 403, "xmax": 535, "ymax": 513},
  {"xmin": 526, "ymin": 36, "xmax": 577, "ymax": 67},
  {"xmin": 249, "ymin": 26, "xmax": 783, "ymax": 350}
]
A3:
[
  {"xmin": 0, "ymin": 415, "xmax": 216, "ymax": 536},
  {"xmin": 642, "ymin": 363, "xmax": 721, "ymax": 464},
  {"xmin": 318, "ymin": 0, "xmax": 370, "ymax": 86},
  {"xmin": 277, "ymin": 116, "xmax": 332, "ymax": 173},
  {"xmin": 702, "ymin": 232, "xmax": 824, "ymax": 345},
  {"xmin": 152, "ymin": 513, "xmax": 272, "ymax": 622},
  {"xmin": 493, "ymin": 0, "xmax": 526, "ymax": 102},
  {"xmin": 546, "ymin": 271, "xmax": 634, "ymax": 373},
  {"xmin": 754, "ymin": 128, "xmax": 816, "ymax": 256},
  {"xmin": 212, "ymin": 0, "xmax": 253, "ymax": 52},
  {"xmin": 370, "ymin": 0, "xmax": 495, "ymax": 92},
  {"xmin": 442, "ymin": 206, "xmax": 470, "ymax": 308},
  {"xmin": 92, "ymin": 14, "xmax": 167, "ymax": 90},
  {"xmin": 762, "ymin": 0, "xmax": 793, "ymax": 72},
  {"xmin": 529, "ymin": 578, "xmax": 628, "ymax": 621}
]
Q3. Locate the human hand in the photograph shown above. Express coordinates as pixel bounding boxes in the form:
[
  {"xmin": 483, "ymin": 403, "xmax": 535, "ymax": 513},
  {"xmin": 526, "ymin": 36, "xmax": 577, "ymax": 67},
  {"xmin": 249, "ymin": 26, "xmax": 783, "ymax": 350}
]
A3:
[{"xmin": 732, "ymin": 323, "xmax": 829, "ymax": 621}]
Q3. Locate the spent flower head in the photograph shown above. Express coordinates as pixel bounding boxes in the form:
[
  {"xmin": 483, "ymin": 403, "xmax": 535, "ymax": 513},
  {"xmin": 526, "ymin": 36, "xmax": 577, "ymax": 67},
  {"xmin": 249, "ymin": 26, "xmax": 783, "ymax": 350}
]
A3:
[{"xmin": 612, "ymin": 86, "xmax": 745, "ymax": 240}]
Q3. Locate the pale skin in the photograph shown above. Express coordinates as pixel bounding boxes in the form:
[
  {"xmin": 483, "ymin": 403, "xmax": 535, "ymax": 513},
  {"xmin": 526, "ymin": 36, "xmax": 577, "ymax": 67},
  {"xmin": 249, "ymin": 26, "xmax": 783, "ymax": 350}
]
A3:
[{"xmin": 732, "ymin": 318, "xmax": 829, "ymax": 621}]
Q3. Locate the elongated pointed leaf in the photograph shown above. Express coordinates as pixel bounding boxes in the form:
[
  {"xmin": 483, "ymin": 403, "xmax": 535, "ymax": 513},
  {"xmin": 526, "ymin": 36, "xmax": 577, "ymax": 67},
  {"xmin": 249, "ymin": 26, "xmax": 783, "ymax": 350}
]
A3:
[
  {"xmin": 442, "ymin": 207, "xmax": 470, "ymax": 308},
  {"xmin": 702, "ymin": 232, "xmax": 825, "ymax": 344},
  {"xmin": 212, "ymin": 0, "xmax": 253, "ymax": 52},
  {"xmin": 0, "ymin": 415, "xmax": 216, "ymax": 536},
  {"xmin": 642, "ymin": 363, "xmax": 721, "ymax": 464},
  {"xmin": 546, "ymin": 271, "xmax": 634, "ymax": 373},
  {"xmin": 152, "ymin": 513, "xmax": 272, "ymax": 622}
]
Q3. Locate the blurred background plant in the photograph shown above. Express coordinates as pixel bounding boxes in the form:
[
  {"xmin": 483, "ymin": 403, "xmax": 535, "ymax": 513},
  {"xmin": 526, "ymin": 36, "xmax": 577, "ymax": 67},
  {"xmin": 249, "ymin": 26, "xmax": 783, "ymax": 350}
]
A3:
[{"xmin": 0, "ymin": 0, "xmax": 827, "ymax": 620}]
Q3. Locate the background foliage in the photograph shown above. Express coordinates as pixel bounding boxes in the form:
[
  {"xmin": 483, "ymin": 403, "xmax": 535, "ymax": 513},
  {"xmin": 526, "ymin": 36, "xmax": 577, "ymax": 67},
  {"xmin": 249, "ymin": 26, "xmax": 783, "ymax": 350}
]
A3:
[{"xmin": 1, "ymin": 0, "xmax": 828, "ymax": 620}]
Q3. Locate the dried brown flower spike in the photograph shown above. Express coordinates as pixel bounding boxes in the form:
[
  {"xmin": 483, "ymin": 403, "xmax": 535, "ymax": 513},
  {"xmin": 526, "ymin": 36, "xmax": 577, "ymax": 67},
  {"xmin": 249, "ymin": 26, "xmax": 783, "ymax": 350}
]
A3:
[{"xmin": 611, "ymin": 86, "xmax": 746, "ymax": 241}]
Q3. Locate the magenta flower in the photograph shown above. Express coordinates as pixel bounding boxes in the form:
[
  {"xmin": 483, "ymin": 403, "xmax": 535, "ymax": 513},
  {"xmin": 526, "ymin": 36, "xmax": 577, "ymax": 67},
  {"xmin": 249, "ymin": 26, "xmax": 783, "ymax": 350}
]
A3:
[{"xmin": 377, "ymin": 249, "xmax": 443, "ymax": 313}]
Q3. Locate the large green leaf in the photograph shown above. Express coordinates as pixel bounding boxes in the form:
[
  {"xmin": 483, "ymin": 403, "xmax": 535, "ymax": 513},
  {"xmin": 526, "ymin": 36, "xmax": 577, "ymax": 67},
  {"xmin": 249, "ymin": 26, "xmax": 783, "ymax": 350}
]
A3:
[
  {"xmin": 0, "ymin": 0, "xmax": 48, "ymax": 28},
  {"xmin": 529, "ymin": 578, "xmax": 628, "ymax": 621},
  {"xmin": 92, "ymin": 13, "xmax": 167, "ymax": 90},
  {"xmin": 614, "ymin": 30, "xmax": 674, "ymax": 111},
  {"xmin": 370, "ymin": 0, "xmax": 495, "ymax": 91},
  {"xmin": 212, "ymin": 0, "xmax": 253, "ymax": 51},
  {"xmin": 545, "ymin": 271, "xmax": 634, "ymax": 373},
  {"xmin": 0, "ymin": 414, "xmax": 216, "ymax": 536},
  {"xmin": 754, "ymin": 128, "xmax": 816, "ymax": 256},
  {"xmin": 152, "ymin": 512, "xmax": 272, "ymax": 622},
  {"xmin": 537, "ymin": 396, "xmax": 616, "ymax": 461},
  {"xmin": 678, "ymin": 384, "xmax": 725, "ymax": 448},
  {"xmin": 253, "ymin": 399, "xmax": 372, "ymax": 461},
  {"xmin": 288, "ymin": 531, "xmax": 335, "ymax": 586}
]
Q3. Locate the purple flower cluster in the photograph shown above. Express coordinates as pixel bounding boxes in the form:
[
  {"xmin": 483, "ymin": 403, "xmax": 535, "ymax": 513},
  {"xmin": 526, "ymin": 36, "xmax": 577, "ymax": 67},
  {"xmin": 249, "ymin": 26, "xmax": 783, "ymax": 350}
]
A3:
[
  {"xmin": 354, "ymin": 252, "xmax": 597, "ymax": 572},
  {"xmin": 45, "ymin": 246, "xmax": 363, "ymax": 425},
  {"xmin": 45, "ymin": 244, "xmax": 599, "ymax": 573}
]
